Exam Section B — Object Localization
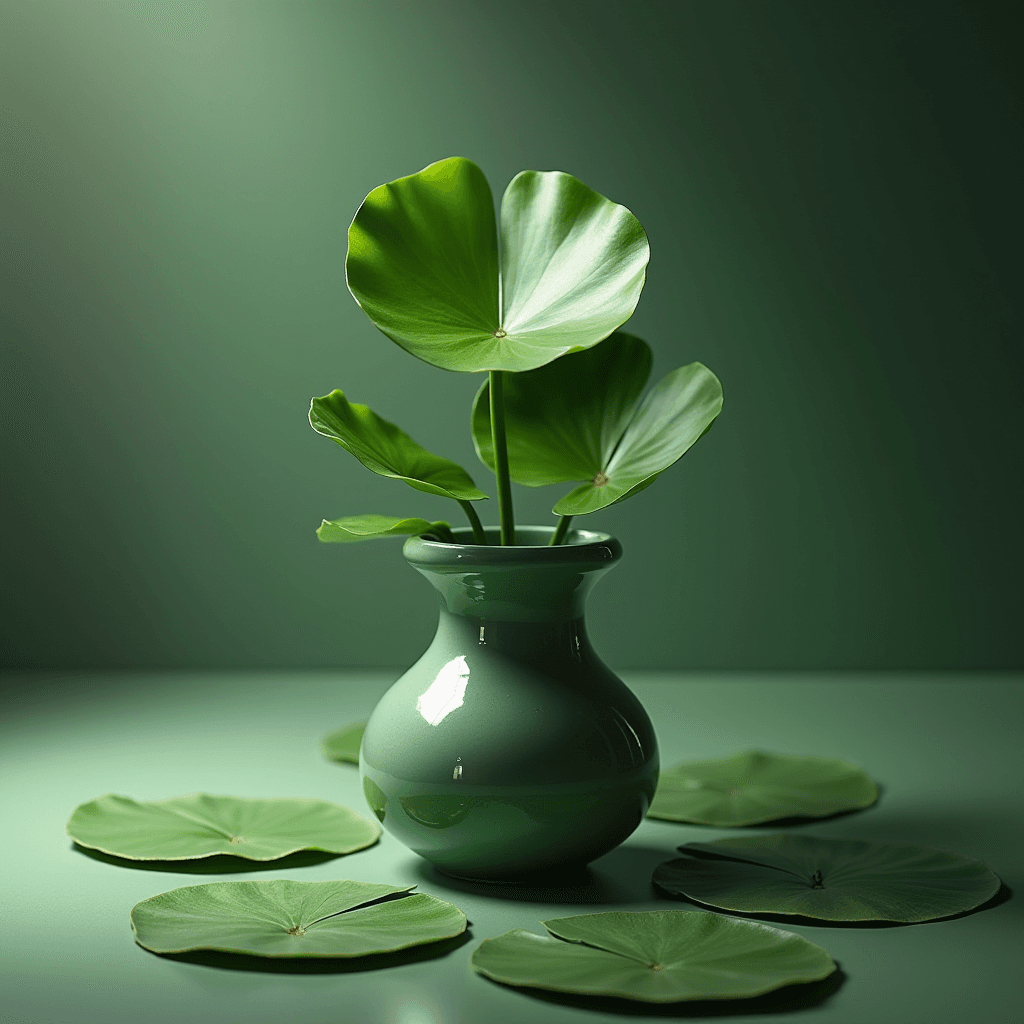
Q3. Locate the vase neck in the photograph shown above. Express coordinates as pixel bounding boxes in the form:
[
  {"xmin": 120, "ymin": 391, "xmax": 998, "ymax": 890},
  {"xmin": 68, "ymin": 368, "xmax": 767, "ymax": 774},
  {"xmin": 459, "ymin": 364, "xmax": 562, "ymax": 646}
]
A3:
[{"xmin": 432, "ymin": 611, "xmax": 597, "ymax": 664}]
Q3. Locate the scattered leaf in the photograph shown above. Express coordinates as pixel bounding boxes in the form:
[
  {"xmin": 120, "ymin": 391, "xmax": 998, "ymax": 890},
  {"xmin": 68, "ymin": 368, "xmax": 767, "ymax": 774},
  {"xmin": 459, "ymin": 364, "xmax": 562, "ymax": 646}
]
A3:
[
  {"xmin": 346, "ymin": 156, "xmax": 649, "ymax": 373},
  {"xmin": 653, "ymin": 835, "xmax": 1001, "ymax": 922},
  {"xmin": 317, "ymin": 515, "xmax": 450, "ymax": 544},
  {"xmin": 323, "ymin": 722, "xmax": 366, "ymax": 764},
  {"xmin": 310, "ymin": 390, "xmax": 486, "ymax": 500},
  {"xmin": 647, "ymin": 751, "xmax": 878, "ymax": 826},
  {"xmin": 471, "ymin": 910, "xmax": 835, "ymax": 1002},
  {"xmin": 131, "ymin": 879, "xmax": 466, "ymax": 957},
  {"xmin": 67, "ymin": 793, "xmax": 379, "ymax": 861},
  {"xmin": 472, "ymin": 332, "xmax": 723, "ymax": 514}
]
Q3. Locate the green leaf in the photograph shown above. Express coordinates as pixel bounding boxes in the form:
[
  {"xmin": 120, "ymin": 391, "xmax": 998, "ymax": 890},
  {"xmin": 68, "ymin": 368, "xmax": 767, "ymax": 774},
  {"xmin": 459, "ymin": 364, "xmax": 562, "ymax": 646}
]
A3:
[
  {"xmin": 472, "ymin": 331, "xmax": 651, "ymax": 486},
  {"xmin": 653, "ymin": 836, "xmax": 1001, "ymax": 922},
  {"xmin": 317, "ymin": 515, "xmax": 449, "ymax": 544},
  {"xmin": 647, "ymin": 751, "xmax": 878, "ymax": 826},
  {"xmin": 472, "ymin": 332, "xmax": 723, "ymax": 515},
  {"xmin": 323, "ymin": 722, "xmax": 366, "ymax": 764},
  {"xmin": 67, "ymin": 793, "xmax": 379, "ymax": 861},
  {"xmin": 471, "ymin": 910, "xmax": 835, "ymax": 1003},
  {"xmin": 346, "ymin": 157, "xmax": 649, "ymax": 373},
  {"xmin": 131, "ymin": 879, "xmax": 467, "ymax": 957},
  {"xmin": 310, "ymin": 390, "xmax": 487, "ymax": 500}
]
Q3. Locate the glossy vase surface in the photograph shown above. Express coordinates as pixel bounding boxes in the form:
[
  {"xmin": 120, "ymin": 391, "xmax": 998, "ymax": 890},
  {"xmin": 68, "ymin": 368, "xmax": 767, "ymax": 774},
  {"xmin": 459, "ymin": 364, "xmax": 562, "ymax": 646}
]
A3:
[{"xmin": 360, "ymin": 526, "xmax": 659, "ymax": 881}]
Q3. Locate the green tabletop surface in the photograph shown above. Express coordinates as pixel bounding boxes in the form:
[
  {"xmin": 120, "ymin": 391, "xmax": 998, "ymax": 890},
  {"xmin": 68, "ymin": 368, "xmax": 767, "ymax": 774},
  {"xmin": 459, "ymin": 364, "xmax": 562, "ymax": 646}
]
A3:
[{"xmin": 3, "ymin": 671, "xmax": 1021, "ymax": 1024}]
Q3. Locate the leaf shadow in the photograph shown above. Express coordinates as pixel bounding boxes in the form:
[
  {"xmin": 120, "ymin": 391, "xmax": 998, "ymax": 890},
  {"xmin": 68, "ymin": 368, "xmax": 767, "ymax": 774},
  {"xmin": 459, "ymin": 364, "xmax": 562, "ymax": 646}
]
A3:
[
  {"xmin": 146, "ymin": 929, "xmax": 472, "ymax": 974},
  {"xmin": 477, "ymin": 964, "xmax": 846, "ymax": 1017},
  {"xmin": 655, "ymin": 881, "xmax": 1013, "ymax": 929},
  {"xmin": 72, "ymin": 843, "xmax": 345, "ymax": 874},
  {"xmin": 414, "ymin": 843, "xmax": 676, "ymax": 906}
]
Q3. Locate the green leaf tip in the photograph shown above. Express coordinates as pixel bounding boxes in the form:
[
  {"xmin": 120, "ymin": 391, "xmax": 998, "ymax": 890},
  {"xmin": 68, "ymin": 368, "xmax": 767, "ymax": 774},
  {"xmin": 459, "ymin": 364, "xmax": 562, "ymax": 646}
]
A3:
[
  {"xmin": 309, "ymin": 390, "xmax": 487, "ymax": 501},
  {"xmin": 346, "ymin": 157, "xmax": 649, "ymax": 373},
  {"xmin": 472, "ymin": 331, "xmax": 723, "ymax": 515}
]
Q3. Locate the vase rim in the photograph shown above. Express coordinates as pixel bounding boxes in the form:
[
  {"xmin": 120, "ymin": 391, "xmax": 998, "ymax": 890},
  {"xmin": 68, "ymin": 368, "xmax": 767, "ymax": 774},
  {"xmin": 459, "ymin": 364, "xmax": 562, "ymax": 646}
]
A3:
[{"xmin": 403, "ymin": 525, "xmax": 622, "ymax": 569}]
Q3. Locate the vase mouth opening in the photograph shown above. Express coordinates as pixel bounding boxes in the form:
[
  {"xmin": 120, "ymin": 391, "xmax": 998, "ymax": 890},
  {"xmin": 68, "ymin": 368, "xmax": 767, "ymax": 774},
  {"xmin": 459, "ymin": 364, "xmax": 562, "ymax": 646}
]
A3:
[{"xmin": 403, "ymin": 525, "xmax": 622, "ymax": 569}]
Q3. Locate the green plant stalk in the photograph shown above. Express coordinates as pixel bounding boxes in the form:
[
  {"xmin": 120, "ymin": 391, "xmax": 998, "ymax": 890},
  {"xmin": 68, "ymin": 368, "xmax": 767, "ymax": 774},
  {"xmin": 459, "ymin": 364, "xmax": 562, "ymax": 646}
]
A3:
[
  {"xmin": 458, "ymin": 500, "xmax": 488, "ymax": 545},
  {"xmin": 549, "ymin": 515, "xmax": 573, "ymax": 546},
  {"xmin": 488, "ymin": 370, "xmax": 516, "ymax": 545}
]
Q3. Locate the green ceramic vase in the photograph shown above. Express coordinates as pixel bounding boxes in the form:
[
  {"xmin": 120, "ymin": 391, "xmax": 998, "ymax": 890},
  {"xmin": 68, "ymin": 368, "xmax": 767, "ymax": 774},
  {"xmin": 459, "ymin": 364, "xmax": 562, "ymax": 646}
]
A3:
[{"xmin": 360, "ymin": 526, "xmax": 659, "ymax": 881}]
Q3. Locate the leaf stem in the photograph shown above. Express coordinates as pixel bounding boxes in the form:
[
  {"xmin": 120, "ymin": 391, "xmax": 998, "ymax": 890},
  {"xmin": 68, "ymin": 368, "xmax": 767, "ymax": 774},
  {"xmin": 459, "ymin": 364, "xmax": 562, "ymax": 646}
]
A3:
[
  {"xmin": 458, "ymin": 500, "xmax": 488, "ymax": 545},
  {"xmin": 549, "ymin": 515, "xmax": 573, "ymax": 546},
  {"xmin": 488, "ymin": 370, "xmax": 515, "ymax": 545}
]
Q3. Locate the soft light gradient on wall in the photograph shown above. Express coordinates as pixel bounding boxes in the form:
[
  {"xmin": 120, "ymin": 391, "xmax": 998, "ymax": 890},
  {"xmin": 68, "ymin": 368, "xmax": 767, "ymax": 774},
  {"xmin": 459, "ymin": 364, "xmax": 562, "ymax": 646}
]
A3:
[{"xmin": 2, "ymin": 1, "xmax": 1020, "ymax": 670}]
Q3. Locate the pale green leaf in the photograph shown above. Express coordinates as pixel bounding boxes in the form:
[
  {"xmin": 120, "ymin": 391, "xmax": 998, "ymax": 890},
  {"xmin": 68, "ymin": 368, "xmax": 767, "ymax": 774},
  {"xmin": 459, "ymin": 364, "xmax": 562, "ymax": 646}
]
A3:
[
  {"xmin": 471, "ymin": 910, "xmax": 835, "ymax": 1002},
  {"xmin": 131, "ymin": 879, "xmax": 467, "ymax": 957},
  {"xmin": 316, "ymin": 515, "xmax": 449, "ymax": 544},
  {"xmin": 648, "ymin": 751, "xmax": 878, "ymax": 826},
  {"xmin": 322, "ymin": 722, "xmax": 366, "ymax": 764},
  {"xmin": 310, "ymin": 390, "xmax": 486, "ymax": 500},
  {"xmin": 67, "ymin": 793, "xmax": 379, "ymax": 861},
  {"xmin": 653, "ymin": 835, "xmax": 1001, "ymax": 922}
]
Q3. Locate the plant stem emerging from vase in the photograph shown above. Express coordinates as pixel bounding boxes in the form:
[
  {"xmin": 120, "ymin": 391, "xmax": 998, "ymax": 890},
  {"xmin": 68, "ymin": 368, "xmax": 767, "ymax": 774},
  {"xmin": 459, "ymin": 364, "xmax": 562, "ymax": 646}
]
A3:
[
  {"xmin": 458, "ymin": 500, "xmax": 488, "ymax": 545},
  {"xmin": 549, "ymin": 515, "xmax": 573, "ymax": 546},
  {"xmin": 489, "ymin": 370, "xmax": 516, "ymax": 545}
]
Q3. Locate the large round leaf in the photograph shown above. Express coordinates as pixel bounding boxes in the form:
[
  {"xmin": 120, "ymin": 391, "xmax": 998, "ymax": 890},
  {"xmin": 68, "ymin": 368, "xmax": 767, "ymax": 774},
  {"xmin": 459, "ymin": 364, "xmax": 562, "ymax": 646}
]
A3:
[
  {"xmin": 346, "ymin": 157, "xmax": 649, "ymax": 373},
  {"xmin": 653, "ymin": 836, "xmax": 1001, "ymax": 922},
  {"xmin": 471, "ymin": 910, "xmax": 835, "ymax": 1003},
  {"xmin": 67, "ymin": 793, "xmax": 380, "ymax": 861},
  {"xmin": 647, "ymin": 751, "xmax": 878, "ymax": 826},
  {"xmin": 310, "ymin": 390, "xmax": 486, "ymax": 500},
  {"xmin": 316, "ymin": 515, "xmax": 450, "ymax": 544},
  {"xmin": 131, "ymin": 879, "xmax": 467, "ymax": 957},
  {"xmin": 472, "ymin": 332, "xmax": 723, "ymax": 514},
  {"xmin": 322, "ymin": 721, "xmax": 366, "ymax": 764}
]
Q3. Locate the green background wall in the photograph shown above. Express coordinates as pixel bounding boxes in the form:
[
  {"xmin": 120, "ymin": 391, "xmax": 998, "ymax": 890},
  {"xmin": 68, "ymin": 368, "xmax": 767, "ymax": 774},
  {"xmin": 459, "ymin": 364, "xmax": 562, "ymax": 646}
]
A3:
[{"xmin": 2, "ymin": 1, "xmax": 1020, "ymax": 671}]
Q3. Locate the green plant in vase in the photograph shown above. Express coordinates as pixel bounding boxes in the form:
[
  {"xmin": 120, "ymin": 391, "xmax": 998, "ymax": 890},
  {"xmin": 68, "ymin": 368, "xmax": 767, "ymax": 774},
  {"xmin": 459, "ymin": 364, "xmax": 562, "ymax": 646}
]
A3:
[
  {"xmin": 310, "ymin": 156, "xmax": 722, "ymax": 545},
  {"xmin": 309, "ymin": 157, "xmax": 724, "ymax": 882}
]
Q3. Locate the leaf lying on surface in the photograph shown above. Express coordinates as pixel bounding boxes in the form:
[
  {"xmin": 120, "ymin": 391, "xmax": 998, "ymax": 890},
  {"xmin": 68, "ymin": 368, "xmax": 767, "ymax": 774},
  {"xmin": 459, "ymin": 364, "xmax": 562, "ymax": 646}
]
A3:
[
  {"xmin": 471, "ymin": 909, "xmax": 835, "ymax": 1003},
  {"xmin": 346, "ymin": 156, "xmax": 649, "ymax": 373},
  {"xmin": 653, "ymin": 835, "xmax": 1001, "ymax": 922},
  {"xmin": 647, "ymin": 750, "xmax": 878, "ymax": 826},
  {"xmin": 310, "ymin": 390, "xmax": 486, "ymax": 500},
  {"xmin": 472, "ymin": 332, "xmax": 723, "ymax": 515},
  {"xmin": 131, "ymin": 878, "xmax": 467, "ymax": 957},
  {"xmin": 67, "ymin": 793, "xmax": 379, "ymax": 861},
  {"xmin": 323, "ymin": 722, "xmax": 366, "ymax": 764}
]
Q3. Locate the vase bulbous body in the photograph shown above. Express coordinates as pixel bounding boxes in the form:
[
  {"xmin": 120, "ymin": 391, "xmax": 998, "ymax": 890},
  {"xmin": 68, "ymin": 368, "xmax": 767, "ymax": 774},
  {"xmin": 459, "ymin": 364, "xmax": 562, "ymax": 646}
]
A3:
[{"xmin": 359, "ymin": 526, "xmax": 659, "ymax": 881}]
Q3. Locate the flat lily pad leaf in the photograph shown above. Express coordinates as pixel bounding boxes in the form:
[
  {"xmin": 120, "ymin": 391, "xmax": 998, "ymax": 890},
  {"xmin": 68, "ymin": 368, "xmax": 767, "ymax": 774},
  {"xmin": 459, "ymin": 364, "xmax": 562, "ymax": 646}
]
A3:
[
  {"xmin": 67, "ymin": 794, "xmax": 380, "ymax": 861},
  {"xmin": 472, "ymin": 332, "xmax": 723, "ymax": 515},
  {"xmin": 647, "ymin": 751, "xmax": 878, "ymax": 826},
  {"xmin": 471, "ymin": 910, "xmax": 835, "ymax": 1003},
  {"xmin": 653, "ymin": 835, "xmax": 1001, "ymax": 922},
  {"xmin": 310, "ymin": 390, "xmax": 486, "ymax": 500},
  {"xmin": 322, "ymin": 722, "xmax": 366, "ymax": 763},
  {"xmin": 317, "ymin": 515, "xmax": 448, "ymax": 544},
  {"xmin": 131, "ymin": 879, "xmax": 467, "ymax": 957},
  {"xmin": 346, "ymin": 156, "xmax": 649, "ymax": 373}
]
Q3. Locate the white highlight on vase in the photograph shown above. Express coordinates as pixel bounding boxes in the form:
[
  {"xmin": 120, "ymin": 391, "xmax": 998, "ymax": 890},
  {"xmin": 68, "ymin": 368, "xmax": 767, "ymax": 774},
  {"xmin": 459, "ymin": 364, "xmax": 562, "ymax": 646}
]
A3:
[{"xmin": 416, "ymin": 656, "xmax": 470, "ymax": 726}]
